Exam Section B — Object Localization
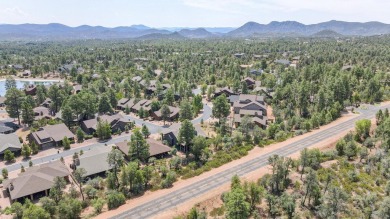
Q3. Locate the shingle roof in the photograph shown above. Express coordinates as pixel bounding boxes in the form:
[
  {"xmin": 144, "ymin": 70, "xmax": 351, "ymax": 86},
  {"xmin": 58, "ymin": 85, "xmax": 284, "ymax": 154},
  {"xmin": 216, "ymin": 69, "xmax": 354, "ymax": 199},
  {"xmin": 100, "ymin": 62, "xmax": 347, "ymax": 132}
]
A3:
[
  {"xmin": 32, "ymin": 123, "xmax": 74, "ymax": 144},
  {"xmin": 153, "ymin": 106, "xmax": 180, "ymax": 118},
  {"xmin": 76, "ymin": 147, "xmax": 113, "ymax": 176},
  {"xmin": 0, "ymin": 125, "xmax": 14, "ymax": 134},
  {"xmin": 115, "ymin": 138, "xmax": 171, "ymax": 157},
  {"xmin": 0, "ymin": 134, "xmax": 22, "ymax": 153},
  {"xmin": 3, "ymin": 160, "xmax": 70, "ymax": 200}
]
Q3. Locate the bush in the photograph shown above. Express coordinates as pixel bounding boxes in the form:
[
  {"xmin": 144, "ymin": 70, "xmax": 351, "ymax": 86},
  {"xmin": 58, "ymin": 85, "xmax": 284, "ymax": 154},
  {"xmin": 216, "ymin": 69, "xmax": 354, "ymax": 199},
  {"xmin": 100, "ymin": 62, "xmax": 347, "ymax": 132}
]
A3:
[{"xmin": 106, "ymin": 190, "xmax": 126, "ymax": 210}]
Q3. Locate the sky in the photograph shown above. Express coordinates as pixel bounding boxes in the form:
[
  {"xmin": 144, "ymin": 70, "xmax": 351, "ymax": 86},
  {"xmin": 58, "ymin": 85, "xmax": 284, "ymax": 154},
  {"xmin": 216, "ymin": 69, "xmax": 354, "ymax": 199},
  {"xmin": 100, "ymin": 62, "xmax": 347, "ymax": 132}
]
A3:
[{"xmin": 1, "ymin": 0, "xmax": 390, "ymax": 28}]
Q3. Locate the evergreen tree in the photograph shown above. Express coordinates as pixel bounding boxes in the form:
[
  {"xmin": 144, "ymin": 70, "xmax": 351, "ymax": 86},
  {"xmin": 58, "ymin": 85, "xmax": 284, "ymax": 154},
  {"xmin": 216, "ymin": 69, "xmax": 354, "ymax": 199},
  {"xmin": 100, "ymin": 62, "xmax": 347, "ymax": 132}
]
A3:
[
  {"xmin": 5, "ymin": 87, "xmax": 25, "ymax": 125},
  {"xmin": 129, "ymin": 128, "xmax": 150, "ymax": 163}
]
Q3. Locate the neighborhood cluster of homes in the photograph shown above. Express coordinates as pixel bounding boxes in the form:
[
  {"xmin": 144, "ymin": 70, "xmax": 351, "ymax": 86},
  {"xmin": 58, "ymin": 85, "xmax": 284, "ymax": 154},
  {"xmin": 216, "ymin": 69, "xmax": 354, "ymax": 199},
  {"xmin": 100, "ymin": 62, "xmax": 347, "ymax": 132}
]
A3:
[
  {"xmin": 214, "ymin": 77, "xmax": 270, "ymax": 128},
  {"xmin": 2, "ymin": 137, "xmax": 174, "ymax": 203}
]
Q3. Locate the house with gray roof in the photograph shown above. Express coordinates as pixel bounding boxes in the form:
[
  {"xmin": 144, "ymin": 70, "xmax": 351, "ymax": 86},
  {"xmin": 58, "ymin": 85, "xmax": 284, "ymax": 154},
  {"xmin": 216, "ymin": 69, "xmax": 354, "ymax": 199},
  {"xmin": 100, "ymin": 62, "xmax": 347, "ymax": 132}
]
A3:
[
  {"xmin": 275, "ymin": 59, "xmax": 291, "ymax": 66},
  {"xmin": 232, "ymin": 94, "xmax": 268, "ymax": 128},
  {"xmin": 80, "ymin": 114, "xmax": 131, "ymax": 135},
  {"xmin": 29, "ymin": 123, "xmax": 75, "ymax": 149},
  {"xmin": 72, "ymin": 147, "xmax": 113, "ymax": 177},
  {"xmin": 0, "ymin": 134, "xmax": 22, "ymax": 154},
  {"xmin": 3, "ymin": 160, "xmax": 70, "ymax": 202}
]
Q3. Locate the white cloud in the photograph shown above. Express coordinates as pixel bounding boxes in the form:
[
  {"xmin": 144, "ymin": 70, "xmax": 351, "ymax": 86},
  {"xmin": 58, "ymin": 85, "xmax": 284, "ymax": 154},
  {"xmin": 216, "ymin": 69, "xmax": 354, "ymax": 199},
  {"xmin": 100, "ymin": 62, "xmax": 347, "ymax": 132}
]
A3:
[{"xmin": 3, "ymin": 7, "xmax": 28, "ymax": 17}]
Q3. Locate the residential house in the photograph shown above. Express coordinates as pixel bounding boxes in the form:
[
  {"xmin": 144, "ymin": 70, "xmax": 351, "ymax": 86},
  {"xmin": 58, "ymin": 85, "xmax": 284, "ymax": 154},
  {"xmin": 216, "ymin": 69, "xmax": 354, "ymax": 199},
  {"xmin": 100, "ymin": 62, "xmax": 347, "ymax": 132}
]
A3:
[
  {"xmin": 12, "ymin": 64, "xmax": 24, "ymax": 70},
  {"xmin": 33, "ymin": 106, "xmax": 52, "ymax": 120},
  {"xmin": 161, "ymin": 129, "xmax": 180, "ymax": 146},
  {"xmin": 0, "ymin": 134, "xmax": 22, "ymax": 155},
  {"xmin": 21, "ymin": 70, "xmax": 31, "ymax": 77},
  {"xmin": 131, "ymin": 99, "xmax": 152, "ymax": 114},
  {"xmin": 80, "ymin": 114, "xmax": 131, "ymax": 135},
  {"xmin": 241, "ymin": 77, "xmax": 262, "ymax": 90},
  {"xmin": 0, "ymin": 120, "xmax": 19, "ymax": 134},
  {"xmin": 213, "ymin": 87, "xmax": 236, "ymax": 98},
  {"xmin": 249, "ymin": 69, "xmax": 263, "ymax": 76},
  {"xmin": 71, "ymin": 147, "xmax": 113, "ymax": 177},
  {"xmin": 40, "ymin": 98, "xmax": 52, "ymax": 108},
  {"xmin": 29, "ymin": 124, "xmax": 75, "ymax": 149},
  {"xmin": 232, "ymin": 94, "xmax": 268, "ymax": 128},
  {"xmin": 157, "ymin": 90, "xmax": 181, "ymax": 101},
  {"xmin": 24, "ymin": 84, "xmax": 37, "ymax": 96},
  {"xmin": 73, "ymin": 84, "xmax": 82, "ymax": 94},
  {"xmin": 0, "ymin": 96, "xmax": 6, "ymax": 107},
  {"xmin": 115, "ymin": 138, "xmax": 171, "ymax": 160},
  {"xmin": 3, "ymin": 160, "xmax": 70, "ymax": 202},
  {"xmin": 116, "ymin": 98, "xmax": 137, "ymax": 111},
  {"xmin": 161, "ymin": 125, "xmax": 207, "ymax": 147},
  {"xmin": 275, "ymin": 59, "xmax": 291, "ymax": 66},
  {"xmin": 234, "ymin": 53, "xmax": 245, "ymax": 58},
  {"xmin": 151, "ymin": 106, "xmax": 180, "ymax": 121},
  {"xmin": 131, "ymin": 76, "xmax": 142, "ymax": 83}
]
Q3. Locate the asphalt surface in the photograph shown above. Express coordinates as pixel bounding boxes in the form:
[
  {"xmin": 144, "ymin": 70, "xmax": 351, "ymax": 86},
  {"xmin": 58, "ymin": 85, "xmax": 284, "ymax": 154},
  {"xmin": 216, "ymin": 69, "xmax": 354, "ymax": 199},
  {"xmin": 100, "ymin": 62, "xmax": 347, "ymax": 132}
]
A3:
[
  {"xmin": 111, "ymin": 104, "xmax": 390, "ymax": 219},
  {"xmin": 3, "ymin": 134, "xmax": 133, "ymax": 172}
]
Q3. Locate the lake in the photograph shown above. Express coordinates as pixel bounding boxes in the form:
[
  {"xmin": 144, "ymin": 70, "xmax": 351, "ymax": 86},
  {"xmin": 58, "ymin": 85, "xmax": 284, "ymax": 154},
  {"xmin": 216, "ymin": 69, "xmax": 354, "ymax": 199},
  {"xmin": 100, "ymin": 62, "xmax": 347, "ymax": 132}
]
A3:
[{"xmin": 0, "ymin": 79, "xmax": 60, "ymax": 96}]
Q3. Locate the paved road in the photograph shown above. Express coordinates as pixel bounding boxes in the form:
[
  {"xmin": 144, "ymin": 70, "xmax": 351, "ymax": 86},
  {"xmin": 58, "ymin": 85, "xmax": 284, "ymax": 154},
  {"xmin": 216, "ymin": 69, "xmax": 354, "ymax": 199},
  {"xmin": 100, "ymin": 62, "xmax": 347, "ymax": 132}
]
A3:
[
  {"xmin": 3, "ymin": 134, "xmax": 133, "ymax": 172},
  {"xmin": 111, "ymin": 104, "xmax": 390, "ymax": 219}
]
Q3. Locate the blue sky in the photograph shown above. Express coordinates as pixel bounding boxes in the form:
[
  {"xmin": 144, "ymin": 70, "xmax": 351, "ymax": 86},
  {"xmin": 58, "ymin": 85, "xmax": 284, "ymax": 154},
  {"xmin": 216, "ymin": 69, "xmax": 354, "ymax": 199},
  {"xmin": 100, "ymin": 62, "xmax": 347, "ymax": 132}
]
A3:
[{"xmin": 1, "ymin": 0, "xmax": 389, "ymax": 27}]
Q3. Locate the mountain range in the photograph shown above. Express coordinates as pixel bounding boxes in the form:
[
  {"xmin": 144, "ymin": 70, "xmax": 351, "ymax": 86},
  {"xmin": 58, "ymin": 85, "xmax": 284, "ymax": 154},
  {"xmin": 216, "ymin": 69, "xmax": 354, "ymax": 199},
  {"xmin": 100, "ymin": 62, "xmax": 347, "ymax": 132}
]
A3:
[{"xmin": 1, "ymin": 20, "xmax": 390, "ymax": 40}]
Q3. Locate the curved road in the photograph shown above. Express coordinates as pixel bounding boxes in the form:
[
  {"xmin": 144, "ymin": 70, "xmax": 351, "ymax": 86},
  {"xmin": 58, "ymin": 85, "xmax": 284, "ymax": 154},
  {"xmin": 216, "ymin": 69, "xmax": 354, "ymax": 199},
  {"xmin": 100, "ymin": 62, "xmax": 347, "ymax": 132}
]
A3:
[{"xmin": 111, "ymin": 104, "xmax": 389, "ymax": 219}]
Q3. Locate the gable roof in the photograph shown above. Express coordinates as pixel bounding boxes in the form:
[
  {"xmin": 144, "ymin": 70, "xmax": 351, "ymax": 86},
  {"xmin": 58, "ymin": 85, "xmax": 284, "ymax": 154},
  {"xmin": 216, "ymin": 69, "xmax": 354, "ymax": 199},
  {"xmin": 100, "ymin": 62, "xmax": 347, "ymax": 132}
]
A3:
[
  {"xmin": 32, "ymin": 123, "xmax": 74, "ymax": 144},
  {"xmin": 115, "ymin": 138, "xmax": 171, "ymax": 157},
  {"xmin": 76, "ymin": 147, "xmax": 113, "ymax": 176},
  {"xmin": 0, "ymin": 134, "xmax": 22, "ymax": 153},
  {"xmin": 3, "ymin": 160, "xmax": 70, "ymax": 200},
  {"xmin": 82, "ymin": 114, "xmax": 126, "ymax": 130},
  {"xmin": 153, "ymin": 106, "xmax": 180, "ymax": 118}
]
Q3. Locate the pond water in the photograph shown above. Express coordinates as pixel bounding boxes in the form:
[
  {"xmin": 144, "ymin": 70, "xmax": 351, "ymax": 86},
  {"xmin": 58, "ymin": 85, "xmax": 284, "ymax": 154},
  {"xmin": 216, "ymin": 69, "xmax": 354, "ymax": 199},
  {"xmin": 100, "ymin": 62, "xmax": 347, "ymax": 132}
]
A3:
[{"xmin": 0, "ymin": 80, "xmax": 58, "ymax": 96}]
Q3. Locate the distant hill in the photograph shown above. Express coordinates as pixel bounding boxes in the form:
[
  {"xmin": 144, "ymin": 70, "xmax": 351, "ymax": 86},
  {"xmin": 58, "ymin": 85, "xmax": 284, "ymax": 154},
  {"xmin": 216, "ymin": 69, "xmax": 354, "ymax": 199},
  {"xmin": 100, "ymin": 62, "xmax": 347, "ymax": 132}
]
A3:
[
  {"xmin": 1, "ymin": 20, "xmax": 390, "ymax": 40},
  {"xmin": 312, "ymin": 29, "xmax": 343, "ymax": 37},
  {"xmin": 136, "ymin": 32, "xmax": 185, "ymax": 40},
  {"xmin": 178, "ymin": 28, "xmax": 215, "ymax": 38},
  {"xmin": 228, "ymin": 20, "xmax": 390, "ymax": 37}
]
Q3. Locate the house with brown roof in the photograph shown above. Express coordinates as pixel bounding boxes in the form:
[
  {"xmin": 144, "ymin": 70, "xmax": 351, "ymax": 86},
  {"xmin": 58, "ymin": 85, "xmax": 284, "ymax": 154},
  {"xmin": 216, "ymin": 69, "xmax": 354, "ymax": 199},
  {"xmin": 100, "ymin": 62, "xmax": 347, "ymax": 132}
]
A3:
[
  {"xmin": 24, "ymin": 84, "xmax": 37, "ymax": 96},
  {"xmin": 33, "ymin": 106, "xmax": 52, "ymax": 120},
  {"xmin": 213, "ymin": 87, "xmax": 236, "ymax": 98},
  {"xmin": 115, "ymin": 138, "xmax": 171, "ymax": 160},
  {"xmin": 232, "ymin": 94, "xmax": 268, "ymax": 128},
  {"xmin": 131, "ymin": 99, "xmax": 152, "ymax": 114},
  {"xmin": 116, "ymin": 98, "xmax": 137, "ymax": 111},
  {"xmin": 80, "ymin": 114, "xmax": 131, "ymax": 135},
  {"xmin": 151, "ymin": 106, "xmax": 180, "ymax": 121},
  {"xmin": 241, "ymin": 77, "xmax": 262, "ymax": 89},
  {"xmin": 29, "ymin": 123, "xmax": 75, "ymax": 149},
  {"xmin": 3, "ymin": 160, "xmax": 70, "ymax": 202}
]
